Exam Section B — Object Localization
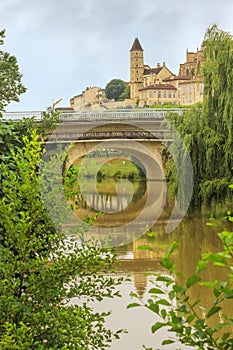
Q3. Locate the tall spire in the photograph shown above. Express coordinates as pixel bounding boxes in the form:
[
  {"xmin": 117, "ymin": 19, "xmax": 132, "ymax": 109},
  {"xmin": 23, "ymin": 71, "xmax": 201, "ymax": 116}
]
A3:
[{"xmin": 130, "ymin": 37, "xmax": 143, "ymax": 52}]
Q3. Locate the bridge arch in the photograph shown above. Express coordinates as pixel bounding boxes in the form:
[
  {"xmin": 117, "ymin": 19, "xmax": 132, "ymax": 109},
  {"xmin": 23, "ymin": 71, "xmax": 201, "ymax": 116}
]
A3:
[{"xmin": 66, "ymin": 139, "xmax": 165, "ymax": 181}]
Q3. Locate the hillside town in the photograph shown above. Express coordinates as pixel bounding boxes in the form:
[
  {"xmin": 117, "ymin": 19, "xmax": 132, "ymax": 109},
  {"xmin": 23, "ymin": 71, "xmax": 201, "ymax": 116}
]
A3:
[{"xmin": 68, "ymin": 37, "xmax": 205, "ymax": 111}]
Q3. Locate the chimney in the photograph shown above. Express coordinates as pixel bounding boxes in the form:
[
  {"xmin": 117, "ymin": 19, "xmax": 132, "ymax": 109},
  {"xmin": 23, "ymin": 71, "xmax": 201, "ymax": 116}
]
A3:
[
  {"xmin": 163, "ymin": 62, "xmax": 165, "ymax": 67},
  {"xmin": 157, "ymin": 63, "xmax": 160, "ymax": 68}
]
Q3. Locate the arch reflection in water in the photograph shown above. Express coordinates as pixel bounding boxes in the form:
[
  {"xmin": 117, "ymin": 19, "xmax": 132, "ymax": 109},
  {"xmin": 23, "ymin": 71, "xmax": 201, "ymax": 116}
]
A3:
[{"xmin": 70, "ymin": 177, "xmax": 166, "ymax": 247}]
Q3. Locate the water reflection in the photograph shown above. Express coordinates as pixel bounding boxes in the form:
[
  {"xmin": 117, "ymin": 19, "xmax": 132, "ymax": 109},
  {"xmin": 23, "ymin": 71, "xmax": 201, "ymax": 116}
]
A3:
[
  {"xmin": 70, "ymin": 178, "xmax": 167, "ymax": 246},
  {"xmin": 69, "ymin": 177, "xmax": 233, "ymax": 349}
]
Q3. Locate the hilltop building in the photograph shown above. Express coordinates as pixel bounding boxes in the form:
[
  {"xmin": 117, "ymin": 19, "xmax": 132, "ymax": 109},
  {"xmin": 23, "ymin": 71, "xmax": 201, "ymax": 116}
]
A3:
[
  {"xmin": 68, "ymin": 37, "xmax": 205, "ymax": 111},
  {"xmin": 129, "ymin": 37, "xmax": 204, "ymax": 106}
]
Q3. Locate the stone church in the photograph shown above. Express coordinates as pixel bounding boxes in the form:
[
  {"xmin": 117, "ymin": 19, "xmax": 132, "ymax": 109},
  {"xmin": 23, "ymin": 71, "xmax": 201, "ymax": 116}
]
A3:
[
  {"xmin": 129, "ymin": 37, "xmax": 204, "ymax": 106},
  {"xmin": 68, "ymin": 37, "xmax": 205, "ymax": 111}
]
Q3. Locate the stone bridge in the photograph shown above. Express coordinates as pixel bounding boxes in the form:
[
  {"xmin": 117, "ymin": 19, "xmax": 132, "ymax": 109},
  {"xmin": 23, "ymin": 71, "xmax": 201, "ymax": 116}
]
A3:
[{"xmin": 3, "ymin": 108, "xmax": 180, "ymax": 181}]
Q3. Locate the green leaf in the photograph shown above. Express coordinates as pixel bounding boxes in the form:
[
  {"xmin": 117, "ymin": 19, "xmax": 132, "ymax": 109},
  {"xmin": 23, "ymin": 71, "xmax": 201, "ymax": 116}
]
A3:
[
  {"xmin": 186, "ymin": 274, "xmax": 201, "ymax": 288},
  {"xmin": 147, "ymin": 231, "xmax": 155, "ymax": 238},
  {"xmin": 186, "ymin": 314, "xmax": 195, "ymax": 323},
  {"xmin": 157, "ymin": 299, "xmax": 170, "ymax": 306},
  {"xmin": 206, "ymin": 306, "xmax": 221, "ymax": 318},
  {"xmin": 160, "ymin": 258, "xmax": 173, "ymax": 270},
  {"xmin": 148, "ymin": 303, "xmax": 159, "ymax": 314},
  {"xmin": 148, "ymin": 288, "xmax": 165, "ymax": 294},
  {"xmin": 161, "ymin": 309, "xmax": 167, "ymax": 319},
  {"xmin": 151, "ymin": 322, "xmax": 165, "ymax": 333},
  {"xmin": 166, "ymin": 241, "xmax": 179, "ymax": 257},
  {"xmin": 156, "ymin": 276, "xmax": 174, "ymax": 283},
  {"xmin": 200, "ymin": 280, "xmax": 218, "ymax": 288},
  {"xmin": 222, "ymin": 332, "xmax": 231, "ymax": 341},
  {"xmin": 225, "ymin": 292, "xmax": 233, "ymax": 299},
  {"xmin": 196, "ymin": 260, "xmax": 207, "ymax": 273},
  {"xmin": 162, "ymin": 339, "xmax": 175, "ymax": 345},
  {"xmin": 191, "ymin": 299, "xmax": 201, "ymax": 308},
  {"xmin": 213, "ymin": 288, "xmax": 221, "ymax": 297},
  {"xmin": 127, "ymin": 303, "xmax": 141, "ymax": 309}
]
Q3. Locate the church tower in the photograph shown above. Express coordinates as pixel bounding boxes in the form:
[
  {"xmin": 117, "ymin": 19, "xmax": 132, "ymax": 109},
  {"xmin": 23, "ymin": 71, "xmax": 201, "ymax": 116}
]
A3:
[{"xmin": 130, "ymin": 37, "xmax": 144, "ymax": 100}]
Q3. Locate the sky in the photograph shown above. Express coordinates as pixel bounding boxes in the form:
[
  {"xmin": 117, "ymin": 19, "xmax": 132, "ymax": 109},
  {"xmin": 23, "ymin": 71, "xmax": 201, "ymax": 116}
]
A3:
[{"xmin": 1, "ymin": 0, "xmax": 233, "ymax": 111}]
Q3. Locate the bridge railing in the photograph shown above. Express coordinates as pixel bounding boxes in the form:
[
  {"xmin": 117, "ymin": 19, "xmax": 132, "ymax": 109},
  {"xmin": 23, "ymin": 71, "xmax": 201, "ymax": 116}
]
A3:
[
  {"xmin": 1, "ymin": 111, "xmax": 44, "ymax": 121},
  {"xmin": 1, "ymin": 108, "xmax": 184, "ymax": 121},
  {"xmin": 58, "ymin": 108, "xmax": 183, "ymax": 121}
]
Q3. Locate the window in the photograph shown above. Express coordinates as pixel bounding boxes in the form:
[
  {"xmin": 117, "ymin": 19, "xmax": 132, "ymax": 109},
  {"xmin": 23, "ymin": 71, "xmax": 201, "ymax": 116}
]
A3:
[
  {"xmin": 168, "ymin": 91, "xmax": 171, "ymax": 98},
  {"xmin": 163, "ymin": 91, "xmax": 166, "ymax": 98},
  {"xmin": 158, "ymin": 91, "xmax": 161, "ymax": 98},
  {"xmin": 153, "ymin": 91, "xmax": 156, "ymax": 98},
  {"xmin": 182, "ymin": 87, "xmax": 186, "ymax": 95},
  {"xmin": 200, "ymin": 85, "xmax": 203, "ymax": 94},
  {"xmin": 173, "ymin": 92, "xmax": 176, "ymax": 98},
  {"xmin": 189, "ymin": 85, "xmax": 192, "ymax": 93}
]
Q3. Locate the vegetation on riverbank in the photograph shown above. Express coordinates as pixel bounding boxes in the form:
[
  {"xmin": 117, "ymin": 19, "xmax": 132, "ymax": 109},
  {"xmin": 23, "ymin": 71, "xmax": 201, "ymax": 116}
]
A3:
[
  {"xmin": 129, "ymin": 24, "xmax": 233, "ymax": 350},
  {"xmin": 0, "ymin": 121, "xmax": 125, "ymax": 349},
  {"xmin": 165, "ymin": 25, "xmax": 233, "ymax": 211},
  {"xmin": 0, "ymin": 31, "xmax": 124, "ymax": 349},
  {"xmin": 72, "ymin": 157, "xmax": 146, "ymax": 181}
]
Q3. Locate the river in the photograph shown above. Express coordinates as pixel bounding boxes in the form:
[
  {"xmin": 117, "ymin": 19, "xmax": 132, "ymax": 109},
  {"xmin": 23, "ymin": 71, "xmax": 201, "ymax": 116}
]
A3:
[{"xmin": 68, "ymin": 176, "xmax": 232, "ymax": 350}]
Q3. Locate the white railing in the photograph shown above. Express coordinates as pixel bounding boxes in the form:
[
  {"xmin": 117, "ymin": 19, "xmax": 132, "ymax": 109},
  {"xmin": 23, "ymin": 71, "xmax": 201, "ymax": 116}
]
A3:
[
  {"xmin": 1, "ymin": 108, "xmax": 184, "ymax": 121},
  {"xmin": 1, "ymin": 111, "xmax": 44, "ymax": 120},
  {"xmin": 58, "ymin": 108, "xmax": 183, "ymax": 121}
]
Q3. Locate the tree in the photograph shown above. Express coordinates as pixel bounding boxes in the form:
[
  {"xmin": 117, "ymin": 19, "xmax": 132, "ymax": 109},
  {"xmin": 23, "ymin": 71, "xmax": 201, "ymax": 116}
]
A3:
[
  {"xmin": 0, "ymin": 126, "xmax": 123, "ymax": 349},
  {"xmin": 127, "ymin": 25, "xmax": 233, "ymax": 349},
  {"xmin": 0, "ymin": 29, "xmax": 26, "ymax": 114},
  {"xmin": 165, "ymin": 25, "xmax": 233, "ymax": 209},
  {"xmin": 105, "ymin": 79, "xmax": 128, "ymax": 101},
  {"xmin": 119, "ymin": 85, "xmax": 130, "ymax": 100}
]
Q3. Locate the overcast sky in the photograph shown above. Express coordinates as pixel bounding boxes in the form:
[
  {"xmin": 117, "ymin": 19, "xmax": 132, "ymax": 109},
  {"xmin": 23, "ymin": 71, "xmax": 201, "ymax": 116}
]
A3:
[{"xmin": 1, "ymin": 0, "xmax": 233, "ymax": 111}]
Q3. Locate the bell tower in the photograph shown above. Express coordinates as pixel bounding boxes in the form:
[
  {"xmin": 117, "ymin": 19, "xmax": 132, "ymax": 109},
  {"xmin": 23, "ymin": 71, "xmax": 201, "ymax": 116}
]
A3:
[{"xmin": 130, "ymin": 37, "xmax": 144, "ymax": 100}]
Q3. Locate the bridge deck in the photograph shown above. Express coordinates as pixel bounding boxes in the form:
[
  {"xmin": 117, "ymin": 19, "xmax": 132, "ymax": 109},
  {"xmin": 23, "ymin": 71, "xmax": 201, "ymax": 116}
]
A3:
[{"xmin": 2, "ymin": 108, "xmax": 183, "ymax": 121}]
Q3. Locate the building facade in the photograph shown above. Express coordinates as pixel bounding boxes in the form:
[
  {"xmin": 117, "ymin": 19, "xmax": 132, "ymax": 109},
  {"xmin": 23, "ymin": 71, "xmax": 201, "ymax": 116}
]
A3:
[
  {"xmin": 129, "ymin": 37, "xmax": 205, "ymax": 106},
  {"xmin": 69, "ymin": 37, "xmax": 205, "ymax": 111}
]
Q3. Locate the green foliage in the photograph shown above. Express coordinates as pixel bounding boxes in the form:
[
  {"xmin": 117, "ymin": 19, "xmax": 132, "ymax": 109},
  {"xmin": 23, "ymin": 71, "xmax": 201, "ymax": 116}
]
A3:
[
  {"xmin": 41, "ymin": 110, "xmax": 60, "ymax": 129},
  {"xmin": 105, "ymin": 79, "xmax": 129, "ymax": 101},
  {"xmin": 0, "ymin": 126, "xmax": 124, "ymax": 349},
  {"xmin": 119, "ymin": 85, "xmax": 130, "ymax": 100},
  {"xmin": 0, "ymin": 29, "xmax": 26, "ymax": 113},
  {"xmin": 149, "ymin": 103, "xmax": 189, "ymax": 109},
  {"xmin": 165, "ymin": 25, "xmax": 233, "ymax": 209},
  {"xmin": 129, "ymin": 224, "xmax": 233, "ymax": 349}
]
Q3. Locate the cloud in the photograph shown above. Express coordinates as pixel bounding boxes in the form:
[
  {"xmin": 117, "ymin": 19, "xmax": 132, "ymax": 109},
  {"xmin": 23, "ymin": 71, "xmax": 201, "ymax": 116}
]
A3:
[{"xmin": 1, "ymin": 0, "xmax": 233, "ymax": 110}]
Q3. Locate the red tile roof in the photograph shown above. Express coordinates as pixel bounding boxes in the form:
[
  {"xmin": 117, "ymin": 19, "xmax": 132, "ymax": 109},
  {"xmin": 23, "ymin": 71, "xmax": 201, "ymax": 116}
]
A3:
[
  {"xmin": 163, "ymin": 75, "xmax": 191, "ymax": 81},
  {"xmin": 143, "ymin": 67, "xmax": 163, "ymax": 75},
  {"xmin": 139, "ymin": 83, "xmax": 176, "ymax": 91}
]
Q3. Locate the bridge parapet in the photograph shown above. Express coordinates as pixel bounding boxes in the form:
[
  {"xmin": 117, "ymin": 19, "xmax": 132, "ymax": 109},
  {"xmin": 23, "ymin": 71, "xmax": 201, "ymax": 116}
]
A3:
[
  {"xmin": 1, "ymin": 110, "xmax": 44, "ymax": 120},
  {"xmin": 1, "ymin": 108, "xmax": 184, "ymax": 122},
  {"xmin": 58, "ymin": 108, "xmax": 183, "ymax": 122}
]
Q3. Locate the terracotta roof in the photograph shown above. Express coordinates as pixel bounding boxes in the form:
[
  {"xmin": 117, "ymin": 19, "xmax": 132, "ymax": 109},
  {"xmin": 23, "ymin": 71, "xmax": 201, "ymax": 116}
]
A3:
[
  {"xmin": 130, "ymin": 38, "xmax": 143, "ymax": 51},
  {"xmin": 139, "ymin": 83, "xmax": 176, "ymax": 91},
  {"xmin": 163, "ymin": 75, "xmax": 191, "ymax": 81},
  {"xmin": 143, "ymin": 67, "xmax": 163, "ymax": 75}
]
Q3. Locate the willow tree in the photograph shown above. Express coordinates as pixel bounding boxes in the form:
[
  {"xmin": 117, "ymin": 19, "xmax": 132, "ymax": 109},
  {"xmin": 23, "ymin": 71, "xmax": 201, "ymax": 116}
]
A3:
[{"xmin": 166, "ymin": 25, "xmax": 233, "ymax": 209}]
